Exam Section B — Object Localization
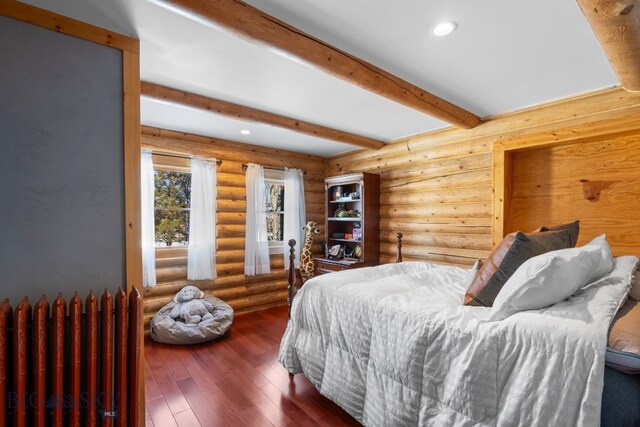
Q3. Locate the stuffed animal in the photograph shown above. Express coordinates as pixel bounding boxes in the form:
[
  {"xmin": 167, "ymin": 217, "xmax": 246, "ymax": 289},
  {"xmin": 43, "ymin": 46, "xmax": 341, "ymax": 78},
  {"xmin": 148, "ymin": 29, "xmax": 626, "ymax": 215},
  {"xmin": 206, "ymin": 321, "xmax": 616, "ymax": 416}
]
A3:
[
  {"xmin": 300, "ymin": 221, "xmax": 322, "ymax": 283},
  {"xmin": 170, "ymin": 285, "xmax": 214, "ymax": 325}
]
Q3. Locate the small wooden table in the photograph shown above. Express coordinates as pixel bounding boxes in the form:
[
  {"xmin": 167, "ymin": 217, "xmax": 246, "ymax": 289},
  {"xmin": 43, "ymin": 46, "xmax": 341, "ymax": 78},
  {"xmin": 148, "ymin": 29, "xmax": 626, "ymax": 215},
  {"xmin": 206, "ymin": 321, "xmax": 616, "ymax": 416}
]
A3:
[{"xmin": 314, "ymin": 258, "xmax": 375, "ymax": 275}]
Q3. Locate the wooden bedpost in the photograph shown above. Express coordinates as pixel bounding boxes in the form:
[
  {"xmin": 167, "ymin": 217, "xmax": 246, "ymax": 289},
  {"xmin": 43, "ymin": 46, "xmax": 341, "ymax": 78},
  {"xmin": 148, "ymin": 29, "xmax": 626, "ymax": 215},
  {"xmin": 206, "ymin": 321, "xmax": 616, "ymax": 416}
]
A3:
[
  {"xmin": 396, "ymin": 233, "xmax": 403, "ymax": 263},
  {"xmin": 287, "ymin": 239, "xmax": 297, "ymax": 318}
]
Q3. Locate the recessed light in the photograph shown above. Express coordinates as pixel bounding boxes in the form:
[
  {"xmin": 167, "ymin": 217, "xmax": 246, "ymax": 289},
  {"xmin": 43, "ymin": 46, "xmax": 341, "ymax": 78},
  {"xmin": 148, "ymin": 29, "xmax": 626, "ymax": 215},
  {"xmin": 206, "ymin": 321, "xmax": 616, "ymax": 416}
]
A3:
[
  {"xmin": 433, "ymin": 21, "xmax": 457, "ymax": 36},
  {"xmin": 240, "ymin": 129, "xmax": 251, "ymax": 135}
]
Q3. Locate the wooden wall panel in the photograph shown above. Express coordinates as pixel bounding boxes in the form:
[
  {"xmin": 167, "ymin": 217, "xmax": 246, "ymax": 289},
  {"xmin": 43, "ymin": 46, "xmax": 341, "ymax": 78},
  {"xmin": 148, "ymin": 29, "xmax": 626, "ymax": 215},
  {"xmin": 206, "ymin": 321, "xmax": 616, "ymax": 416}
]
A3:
[
  {"xmin": 141, "ymin": 127, "xmax": 325, "ymax": 331},
  {"xmin": 328, "ymin": 87, "xmax": 640, "ymax": 268},
  {"xmin": 509, "ymin": 135, "xmax": 640, "ymax": 257}
]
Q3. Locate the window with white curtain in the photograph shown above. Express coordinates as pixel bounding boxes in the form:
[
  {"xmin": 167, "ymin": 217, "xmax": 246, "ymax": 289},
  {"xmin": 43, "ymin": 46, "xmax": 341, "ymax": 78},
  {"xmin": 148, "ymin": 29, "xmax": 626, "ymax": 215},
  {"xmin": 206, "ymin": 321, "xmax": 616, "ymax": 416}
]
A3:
[
  {"xmin": 245, "ymin": 165, "xmax": 306, "ymax": 275},
  {"xmin": 264, "ymin": 169, "xmax": 285, "ymax": 254}
]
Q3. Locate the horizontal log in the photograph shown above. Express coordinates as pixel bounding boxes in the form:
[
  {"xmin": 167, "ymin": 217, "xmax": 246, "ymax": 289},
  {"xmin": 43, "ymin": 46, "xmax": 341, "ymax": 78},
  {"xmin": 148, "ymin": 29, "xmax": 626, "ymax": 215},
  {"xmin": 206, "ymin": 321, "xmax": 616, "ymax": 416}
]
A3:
[
  {"xmin": 217, "ymin": 172, "xmax": 244, "ymax": 187},
  {"xmin": 155, "ymin": 256, "xmax": 186, "ymax": 269},
  {"xmin": 216, "ymin": 249, "xmax": 248, "ymax": 264},
  {"xmin": 218, "ymin": 186, "xmax": 245, "ymax": 201},
  {"xmin": 217, "ymin": 199, "xmax": 246, "ymax": 213},
  {"xmin": 380, "ymin": 169, "xmax": 492, "ymax": 192},
  {"xmin": 217, "ymin": 237, "xmax": 245, "ymax": 250},
  {"xmin": 379, "ymin": 153, "xmax": 492, "ymax": 181},
  {"xmin": 217, "ymin": 212, "xmax": 245, "ymax": 224},
  {"xmin": 380, "ymin": 232, "xmax": 491, "ymax": 251},
  {"xmin": 380, "ymin": 186, "xmax": 492, "ymax": 205},
  {"xmin": 156, "ymin": 265, "xmax": 187, "ymax": 283},
  {"xmin": 379, "ymin": 219, "xmax": 492, "ymax": 235},
  {"xmin": 380, "ymin": 202, "xmax": 491, "ymax": 219},
  {"xmin": 224, "ymin": 290, "xmax": 288, "ymax": 312},
  {"xmin": 217, "ymin": 224, "xmax": 245, "ymax": 237},
  {"xmin": 216, "ymin": 262, "xmax": 246, "ymax": 277},
  {"xmin": 144, "ymin": 270, "xmax": 289, "ymax": 298}
]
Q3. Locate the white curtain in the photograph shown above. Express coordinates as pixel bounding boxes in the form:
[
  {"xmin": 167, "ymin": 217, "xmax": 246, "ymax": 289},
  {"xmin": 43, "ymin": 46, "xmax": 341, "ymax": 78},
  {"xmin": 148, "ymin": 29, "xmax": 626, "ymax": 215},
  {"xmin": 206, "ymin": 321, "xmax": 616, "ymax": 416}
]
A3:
[
  {"xmin": 244, "ymin": 164, "xmax": 271, "ymax": 275},
  {"xmin": 141, "ymin": 151, "xmax": 156, "ymax": 288},
  {"xmin": 283, "ymin": 168, "xmax": 306, "ymax": 269},
  {"xmin": 187, "ymin": 157, "xmax": 217, "ymax": 280}
]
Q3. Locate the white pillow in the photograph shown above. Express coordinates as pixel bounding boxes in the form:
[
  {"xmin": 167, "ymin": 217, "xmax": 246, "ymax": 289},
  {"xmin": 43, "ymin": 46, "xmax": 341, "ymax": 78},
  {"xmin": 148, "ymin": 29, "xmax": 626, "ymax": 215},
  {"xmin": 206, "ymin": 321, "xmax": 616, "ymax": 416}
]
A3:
[{"xmin": 489, "ymin": 237, "xmax": 614, "ymax": 321}]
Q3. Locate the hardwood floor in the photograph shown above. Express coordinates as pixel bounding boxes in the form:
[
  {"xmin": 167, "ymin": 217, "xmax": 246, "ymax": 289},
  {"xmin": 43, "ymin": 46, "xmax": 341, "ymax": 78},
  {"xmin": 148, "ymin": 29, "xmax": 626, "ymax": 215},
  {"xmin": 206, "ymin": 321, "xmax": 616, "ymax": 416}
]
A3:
[{"xmin": 145, "ymin": 305, "xmax": 362, "ymax": 427}]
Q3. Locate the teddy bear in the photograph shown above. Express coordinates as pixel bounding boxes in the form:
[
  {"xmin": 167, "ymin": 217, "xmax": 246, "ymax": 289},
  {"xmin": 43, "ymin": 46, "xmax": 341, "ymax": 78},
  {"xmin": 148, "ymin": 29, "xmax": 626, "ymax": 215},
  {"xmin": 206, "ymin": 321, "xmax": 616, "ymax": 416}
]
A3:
[{"xmin": 169, "ymin": 285, "xmax": 214, "ymax": 325}]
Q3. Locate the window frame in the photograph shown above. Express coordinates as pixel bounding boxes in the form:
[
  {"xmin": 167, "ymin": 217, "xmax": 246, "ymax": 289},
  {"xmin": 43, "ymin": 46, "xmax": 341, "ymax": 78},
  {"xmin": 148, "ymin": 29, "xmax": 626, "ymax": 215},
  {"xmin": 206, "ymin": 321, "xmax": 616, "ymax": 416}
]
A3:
[
  {"xmin": 264, "ymin": 170, "xmax": 285, "ymax": 254},
  {"xmin": 152, "ymin": 155, "xmax": 193, "ymax": 249}
]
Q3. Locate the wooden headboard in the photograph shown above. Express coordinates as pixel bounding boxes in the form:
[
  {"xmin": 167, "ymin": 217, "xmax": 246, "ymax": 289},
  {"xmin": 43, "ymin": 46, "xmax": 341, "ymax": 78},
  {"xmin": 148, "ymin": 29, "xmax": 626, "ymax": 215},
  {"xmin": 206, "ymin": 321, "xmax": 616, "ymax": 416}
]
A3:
[{"xmin": 493, "ymin": 130, "xmax": 640, "ymax": 258}]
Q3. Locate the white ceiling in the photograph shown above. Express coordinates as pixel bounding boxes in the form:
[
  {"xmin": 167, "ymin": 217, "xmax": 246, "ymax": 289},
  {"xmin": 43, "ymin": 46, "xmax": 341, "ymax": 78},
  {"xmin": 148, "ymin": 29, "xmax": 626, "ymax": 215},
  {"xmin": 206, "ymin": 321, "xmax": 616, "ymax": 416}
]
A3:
[{"xmin": 21, "ymin": 0, "xmax": 618, "ymax": 157}]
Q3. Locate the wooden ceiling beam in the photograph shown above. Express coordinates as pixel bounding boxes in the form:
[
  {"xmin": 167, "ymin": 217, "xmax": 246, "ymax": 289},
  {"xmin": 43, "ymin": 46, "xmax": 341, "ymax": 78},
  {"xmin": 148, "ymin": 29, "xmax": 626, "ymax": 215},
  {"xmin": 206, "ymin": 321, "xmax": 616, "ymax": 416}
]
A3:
[
  {"xmin": 141, "ymin": 82, "xmax": 386, "ymax": 150},
  {"xmin": 577, "ymin": 0, "xmax": 640, "ymax": 92},
  {"xmin": 157, "ymin": 0, "xmax": 481, "ymax": 129}
]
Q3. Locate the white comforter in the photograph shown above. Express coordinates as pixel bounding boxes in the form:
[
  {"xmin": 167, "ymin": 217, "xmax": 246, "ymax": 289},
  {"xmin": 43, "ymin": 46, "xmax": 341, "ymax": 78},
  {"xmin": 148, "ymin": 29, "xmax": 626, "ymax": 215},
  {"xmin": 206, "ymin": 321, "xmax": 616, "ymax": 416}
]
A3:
[{"xmin": 279, "ymin": 257, "xmax": 638, "ymax": 427}]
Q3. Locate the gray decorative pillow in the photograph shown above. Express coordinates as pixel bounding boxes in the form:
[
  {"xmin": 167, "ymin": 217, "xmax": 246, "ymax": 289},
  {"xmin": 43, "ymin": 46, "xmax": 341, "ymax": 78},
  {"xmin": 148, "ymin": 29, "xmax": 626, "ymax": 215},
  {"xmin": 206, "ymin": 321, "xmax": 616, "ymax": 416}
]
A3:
[
  {"xmin": 536, "ymin": 220, "xmax": 580, "ymax": 247},
  {"xmin": 465, "ymin": 230, "xmax": 573, "ymax": 307}
]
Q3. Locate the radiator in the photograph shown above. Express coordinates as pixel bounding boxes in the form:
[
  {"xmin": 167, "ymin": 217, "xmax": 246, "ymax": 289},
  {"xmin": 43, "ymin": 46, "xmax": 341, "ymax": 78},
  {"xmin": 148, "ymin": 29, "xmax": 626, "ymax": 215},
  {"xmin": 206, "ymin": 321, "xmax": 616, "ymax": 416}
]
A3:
[{"xmin": 0, "ymin": 287, "xmax": 142, "ymax": 427}]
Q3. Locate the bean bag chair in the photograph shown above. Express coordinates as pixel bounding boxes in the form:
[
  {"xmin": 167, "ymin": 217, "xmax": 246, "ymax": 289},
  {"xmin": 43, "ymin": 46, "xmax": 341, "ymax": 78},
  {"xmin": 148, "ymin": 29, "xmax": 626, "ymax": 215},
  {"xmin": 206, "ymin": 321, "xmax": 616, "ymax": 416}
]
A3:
[{"xmin": 150, "ymin": 286, "xmax": 233, "ymax": 345}]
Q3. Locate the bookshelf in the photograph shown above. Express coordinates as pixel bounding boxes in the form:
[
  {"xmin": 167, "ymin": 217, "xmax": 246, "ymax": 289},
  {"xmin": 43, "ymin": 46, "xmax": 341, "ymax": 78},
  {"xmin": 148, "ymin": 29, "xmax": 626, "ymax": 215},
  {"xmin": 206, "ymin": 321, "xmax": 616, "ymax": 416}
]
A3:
[{"xmin": 315, "ymin": 172, "xmax": 380, "ymax": 275}]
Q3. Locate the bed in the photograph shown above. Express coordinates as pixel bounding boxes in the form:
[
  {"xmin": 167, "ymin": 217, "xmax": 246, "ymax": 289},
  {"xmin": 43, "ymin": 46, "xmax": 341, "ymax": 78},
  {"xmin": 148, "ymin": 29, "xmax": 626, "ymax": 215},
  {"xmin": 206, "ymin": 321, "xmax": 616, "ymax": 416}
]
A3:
[{"xmin": 279, "ymin": 236, "xmax": 640, "ymax": 426}]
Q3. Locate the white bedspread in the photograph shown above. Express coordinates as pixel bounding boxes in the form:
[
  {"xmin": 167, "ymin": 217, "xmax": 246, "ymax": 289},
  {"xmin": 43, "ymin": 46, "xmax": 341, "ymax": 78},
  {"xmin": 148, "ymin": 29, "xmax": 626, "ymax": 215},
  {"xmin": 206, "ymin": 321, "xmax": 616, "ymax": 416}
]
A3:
[{"xmin": 279, "ymin": 257, "xmax": 638, "ymax": 427}]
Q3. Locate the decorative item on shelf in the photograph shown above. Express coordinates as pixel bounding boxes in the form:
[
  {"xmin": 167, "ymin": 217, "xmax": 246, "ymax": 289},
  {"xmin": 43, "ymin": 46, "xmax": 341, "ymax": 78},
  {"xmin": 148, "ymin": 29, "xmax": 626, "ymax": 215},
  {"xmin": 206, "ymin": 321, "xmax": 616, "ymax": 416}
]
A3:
[
  {"xmin": 332, "ymin": 186, "xmax": 343, "ymax": 201},
  {"xmin": 334, "ymin": 203, "xmax": 347, "ymax": 217},
  {"xmin": 327, "ymin": 244, "xmax": 344, "ymax": 260},
  {"xmin": 344, "ymin": 246, "xmax": 355, "ymax": 258},
  {"xmin": 332, "ymin": 232, "xmax": 345, "ymax": 239},
  {"xmin": 354, "ymin": 245, "xmax": 362, "ymax": 258},
  {"xmin": 349, "ymin": 192, "xmax": 360, "ymax": 199},
  {"xmin": 352, "ymin": 228, "xmax": 362, "ymax": 241},
  {"xmin": 344, "ymin": 233, "xmax": 353, "ymax": 240}
]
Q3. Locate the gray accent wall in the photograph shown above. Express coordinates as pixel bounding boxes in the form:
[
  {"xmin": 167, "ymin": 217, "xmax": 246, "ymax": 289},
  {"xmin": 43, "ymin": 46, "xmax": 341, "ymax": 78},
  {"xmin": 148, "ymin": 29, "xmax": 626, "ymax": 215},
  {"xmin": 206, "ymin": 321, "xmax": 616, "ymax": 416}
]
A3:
[{"xmin": 0, "ymin": 16, "xmax": 126, "ymax": 305}]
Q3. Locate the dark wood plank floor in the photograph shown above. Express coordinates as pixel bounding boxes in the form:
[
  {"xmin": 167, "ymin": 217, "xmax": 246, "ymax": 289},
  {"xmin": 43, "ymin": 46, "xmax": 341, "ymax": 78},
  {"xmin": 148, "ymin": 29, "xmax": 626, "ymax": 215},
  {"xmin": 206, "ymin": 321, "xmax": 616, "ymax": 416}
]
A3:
[{"xmin": 145, "ymin": 305, "xmax": 362, "ymax": 427}]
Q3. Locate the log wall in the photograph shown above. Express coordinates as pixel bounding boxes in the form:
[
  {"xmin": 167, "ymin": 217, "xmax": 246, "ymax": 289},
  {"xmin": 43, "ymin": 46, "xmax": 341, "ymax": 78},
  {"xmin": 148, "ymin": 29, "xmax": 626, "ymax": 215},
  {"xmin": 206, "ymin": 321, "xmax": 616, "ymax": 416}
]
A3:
[
  {"xmin": 326, "ymin": 86, "xmax": 640, "ymax": 267},
  {"xmin": 141, "ymin": 126, "xmax": 325, "ymax": 331}
]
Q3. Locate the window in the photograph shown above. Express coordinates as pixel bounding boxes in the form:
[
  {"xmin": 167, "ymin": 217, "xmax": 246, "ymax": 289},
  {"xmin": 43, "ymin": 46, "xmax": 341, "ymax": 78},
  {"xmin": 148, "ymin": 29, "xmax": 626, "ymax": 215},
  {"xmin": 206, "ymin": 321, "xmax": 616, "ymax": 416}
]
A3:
[
  {"xmin": 154, "ymin": 170, "xmax": 191, "ymax": 247},
  {"xmin": 265, "ymin": 180, "xmax": 284, "ymax": 244}
]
